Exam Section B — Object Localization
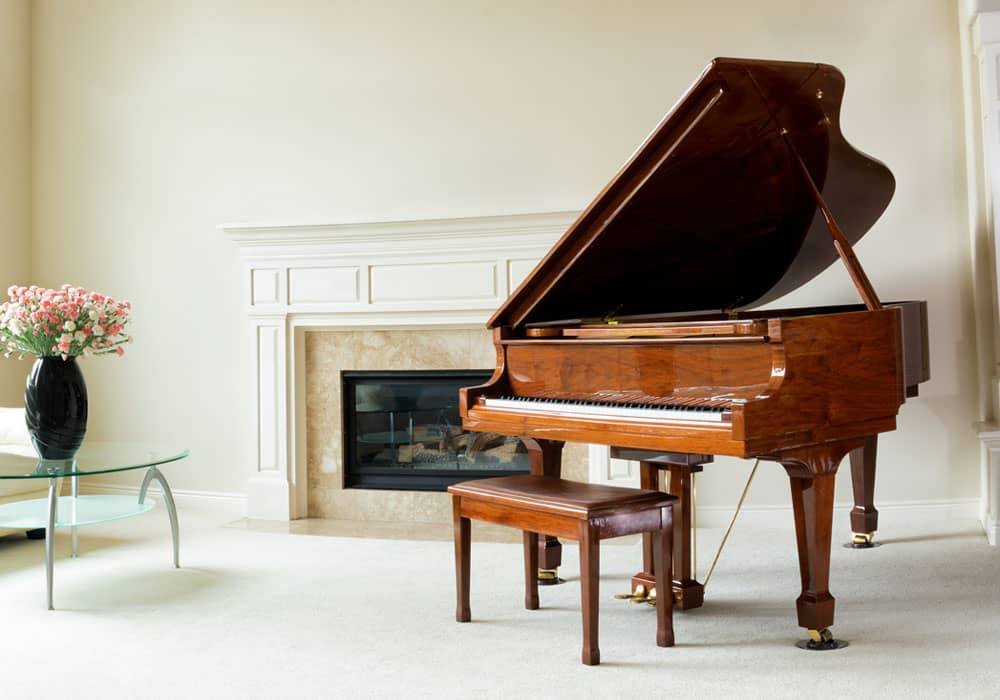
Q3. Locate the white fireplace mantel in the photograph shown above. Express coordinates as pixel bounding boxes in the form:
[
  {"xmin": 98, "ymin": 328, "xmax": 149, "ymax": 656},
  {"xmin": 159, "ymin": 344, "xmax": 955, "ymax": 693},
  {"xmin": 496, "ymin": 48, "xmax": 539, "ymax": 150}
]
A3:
[{"xmin": 224, "ymin": 211, "xmax": 578, "ymax": 519}]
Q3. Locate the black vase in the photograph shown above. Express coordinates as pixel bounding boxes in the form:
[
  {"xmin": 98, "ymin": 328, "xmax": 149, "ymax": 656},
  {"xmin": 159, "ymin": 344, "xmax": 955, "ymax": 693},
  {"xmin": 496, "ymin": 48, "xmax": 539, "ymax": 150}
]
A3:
[{"xmin": 24, "ymin": 356, "xmax": 88, "ymax": 460}]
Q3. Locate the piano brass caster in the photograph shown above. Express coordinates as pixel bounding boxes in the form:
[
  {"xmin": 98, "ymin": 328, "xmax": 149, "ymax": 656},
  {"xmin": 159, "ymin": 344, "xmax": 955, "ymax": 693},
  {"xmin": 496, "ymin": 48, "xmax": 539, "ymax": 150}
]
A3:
[
  {"xmin": 844, "ymin": 531, "xmax": 880, "ymax": 549},
  {"xmin": 614, "ymin": 584, "xmax": 654, "ymax": 603},
  {"xmin": 809, "ymin": 628, "xmax": 831, "ymax": 643},
  {"xmin": 795, "ymin": 628, "xmax": 849, "ymax": 651},
  {"xmin": 537, "ymin": 567, "xmax": 564, "ymax": 586}
]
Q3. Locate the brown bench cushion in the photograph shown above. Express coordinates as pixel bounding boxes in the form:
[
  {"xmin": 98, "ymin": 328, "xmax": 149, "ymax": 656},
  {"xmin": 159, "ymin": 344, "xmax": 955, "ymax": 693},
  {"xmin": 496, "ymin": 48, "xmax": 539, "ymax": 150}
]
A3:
[{"xmin": 448, "ymin": 475, "xmax": 673, "ymax": 519}]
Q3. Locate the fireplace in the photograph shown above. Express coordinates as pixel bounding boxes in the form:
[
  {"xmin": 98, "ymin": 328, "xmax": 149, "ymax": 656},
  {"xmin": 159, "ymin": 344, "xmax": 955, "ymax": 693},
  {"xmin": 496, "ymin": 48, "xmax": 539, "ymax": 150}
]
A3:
[
  {"xmin": 226, "ymin": 210, "xmax": 584, "ymax": 519},
  {"xmin": 342, "ymin": 370, "xmax": 530, "ymax": 490}
]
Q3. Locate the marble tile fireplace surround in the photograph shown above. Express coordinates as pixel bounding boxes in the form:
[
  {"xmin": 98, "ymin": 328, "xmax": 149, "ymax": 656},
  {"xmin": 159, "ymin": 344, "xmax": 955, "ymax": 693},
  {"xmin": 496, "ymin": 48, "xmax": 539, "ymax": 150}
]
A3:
[{"xmin": 226, "ymin": 212, "xmax": 592, "ymax": 521}]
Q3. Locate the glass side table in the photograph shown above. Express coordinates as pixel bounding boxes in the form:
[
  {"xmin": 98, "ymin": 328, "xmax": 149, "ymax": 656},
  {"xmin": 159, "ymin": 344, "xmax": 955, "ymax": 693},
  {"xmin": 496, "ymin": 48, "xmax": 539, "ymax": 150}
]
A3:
[{"xmin": 0, "ymin": 443, "xmax": 189, "ymax": 609}]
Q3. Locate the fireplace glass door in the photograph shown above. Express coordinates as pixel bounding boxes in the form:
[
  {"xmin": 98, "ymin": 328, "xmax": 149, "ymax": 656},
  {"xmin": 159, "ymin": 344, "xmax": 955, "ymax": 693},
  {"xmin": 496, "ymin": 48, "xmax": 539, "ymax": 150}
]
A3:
[{"xmin": 342, "ymin": 370, "xmax": 530, "ymax": 490}]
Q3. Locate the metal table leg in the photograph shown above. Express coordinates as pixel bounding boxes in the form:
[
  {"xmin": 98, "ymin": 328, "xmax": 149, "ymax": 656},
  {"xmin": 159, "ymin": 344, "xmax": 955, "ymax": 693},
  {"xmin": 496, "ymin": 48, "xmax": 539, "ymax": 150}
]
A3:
[
  {"xmin": 139, "ymin": 466, "xmax": 179, "ymax": 568},
  {"xmin": 46, "ymin": 477, "xmax": 57, "ymax": 611}
]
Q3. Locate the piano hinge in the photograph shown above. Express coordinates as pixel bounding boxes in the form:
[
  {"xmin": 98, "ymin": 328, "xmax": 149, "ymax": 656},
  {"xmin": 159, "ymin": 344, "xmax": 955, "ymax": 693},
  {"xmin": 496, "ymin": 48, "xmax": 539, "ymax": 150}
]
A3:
[{"xmin": 722, "ymin": 300, "xmax": 742, "ymax": 320}]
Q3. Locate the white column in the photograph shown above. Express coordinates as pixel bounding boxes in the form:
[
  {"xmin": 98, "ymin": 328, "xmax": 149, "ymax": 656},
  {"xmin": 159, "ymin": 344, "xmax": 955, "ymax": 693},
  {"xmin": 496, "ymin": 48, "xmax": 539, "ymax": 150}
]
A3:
[
  {"xmin": 243, "ymin": 263, "xmax": 295, "ymax": 520},
  {"xmin": 588, "ymin": 444, "xmax": 639, "ymax": 487},
  {"xmin": 247, "ymin": 318, "xmax": 293, "ymax": 519},
  {"xmin": 968, "ymin": 6, "xmax": 1000, "ymax": 544}
]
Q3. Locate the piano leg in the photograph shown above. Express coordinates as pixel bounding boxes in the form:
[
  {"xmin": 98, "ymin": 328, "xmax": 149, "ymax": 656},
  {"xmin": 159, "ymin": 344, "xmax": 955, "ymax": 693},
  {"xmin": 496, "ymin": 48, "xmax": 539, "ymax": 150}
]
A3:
[
  {"xmin": 848, "ymin": 435, "xmax": 879, "ymax": 547},
  {"xmin": 524, "ymin": 438, "xmax": 565, "ymax": 579},
  {"xmin": 779, "ymin": 439, "xmax": 859, "ymax": 650},
  {"xmin": 633, "ymin": 459, "xmax": 706, "ymax": 609}
]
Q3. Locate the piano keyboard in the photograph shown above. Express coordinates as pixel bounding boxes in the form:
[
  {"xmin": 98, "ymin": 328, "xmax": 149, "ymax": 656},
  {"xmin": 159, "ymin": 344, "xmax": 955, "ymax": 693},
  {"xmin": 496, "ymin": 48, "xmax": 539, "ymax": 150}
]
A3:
[{"xmin": 483, "ymin": 396, "xmax": 728, "ymax": 422}]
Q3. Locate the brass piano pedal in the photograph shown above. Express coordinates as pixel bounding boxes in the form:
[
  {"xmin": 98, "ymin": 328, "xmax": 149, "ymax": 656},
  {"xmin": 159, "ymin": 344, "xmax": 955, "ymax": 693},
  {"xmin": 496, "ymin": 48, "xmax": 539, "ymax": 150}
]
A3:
[
  {"xmin": 644, "ymin": 587, "xmax": 658, "ymax": 606},
  {"xmin": 844, "ymin": 531, "xmax": 880, "ymax": 549},
  {"xmin": 795, "ymin": 627, "xmax": 849, "ymax": 651},
  {"xmin": 614, "ymin": 584, "xmax": 650, "ymax": 603},
  {"xmin": 537, "ymin": 567, "xmax": 564, "ymax": 586}
]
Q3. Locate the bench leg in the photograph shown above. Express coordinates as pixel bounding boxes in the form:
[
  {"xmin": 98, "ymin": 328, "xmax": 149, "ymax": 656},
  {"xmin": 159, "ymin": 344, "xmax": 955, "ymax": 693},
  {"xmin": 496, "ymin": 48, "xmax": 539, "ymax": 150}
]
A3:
[
  {"xmin": 579, "ymin": 524, "xmax": 600, "ymax": 665},
  {"xmin": 453, "ymin": 497, "xmax": 471, "ymax": 623},
  {"xmin": 523, "ymin": 532, "xmax": 539, "ymax": 610},
  {"xmin": 654, "ymin": 505, "xmax": 675, "ymax": 647}
]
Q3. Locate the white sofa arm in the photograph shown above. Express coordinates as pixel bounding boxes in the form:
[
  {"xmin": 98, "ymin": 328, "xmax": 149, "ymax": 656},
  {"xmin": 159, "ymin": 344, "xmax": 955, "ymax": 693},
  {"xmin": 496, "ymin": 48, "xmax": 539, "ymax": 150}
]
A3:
[
  {"xmin": 0, "ymin": 407, "xmax": 30, "ymax": 446},
  {"xmin": 0, "ymin": 407, "xmax": 47, "ymax": 511}
]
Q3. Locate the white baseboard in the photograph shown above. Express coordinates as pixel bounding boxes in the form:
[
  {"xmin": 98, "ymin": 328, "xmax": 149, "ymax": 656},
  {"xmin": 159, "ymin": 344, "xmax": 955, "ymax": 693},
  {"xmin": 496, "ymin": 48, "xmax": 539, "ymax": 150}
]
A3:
[
  {"xmin": 692, "ymin": 497, "xmax": 981, "ymax": 530},
  {"xmin": 983, "ymin": 514, "xmax": 999, "ymax": 546},
  {"xmin": 79, "ymin": 483, "xmax": 247, "ymax": 511},
  {"xmin": 71, "ymin": 486, "xmax": 984, "ymax": 539}
]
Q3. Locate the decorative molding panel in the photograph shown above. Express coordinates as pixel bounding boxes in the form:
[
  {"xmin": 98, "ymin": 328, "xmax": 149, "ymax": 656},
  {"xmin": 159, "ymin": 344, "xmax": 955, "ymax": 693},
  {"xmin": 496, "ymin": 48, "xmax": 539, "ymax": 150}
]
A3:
[
  {"xmin": 251, "ymin": 269, "xmax": 281, "ymax": 306},
  {"xmin": 508, "ymin": 259, "xmax": 539, "ymax": 292},
  {"xmin": 369, "ymin": 261, "xmax": 498, "ymax": 303},
  {"xmin": 977, "ymin": 423, "xmax": 1000, "ymax": 545},
  {"xmin": 225, "ymin": 211, "xmax": 579, "ymax": 519},
  {"xmin": 256, "ymin": 325, "xmax": 281, "ymax": 472},
  {"xmin": 288, "ymin": 266, "xmax": 360, "ymax": 304}
]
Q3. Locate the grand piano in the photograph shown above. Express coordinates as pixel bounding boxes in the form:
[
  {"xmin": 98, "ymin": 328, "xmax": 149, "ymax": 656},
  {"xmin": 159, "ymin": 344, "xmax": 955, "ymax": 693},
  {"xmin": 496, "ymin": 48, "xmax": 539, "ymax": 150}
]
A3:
[{"xmin": 460, "ymin": 58, "xmax": 929, "ymax": 648}]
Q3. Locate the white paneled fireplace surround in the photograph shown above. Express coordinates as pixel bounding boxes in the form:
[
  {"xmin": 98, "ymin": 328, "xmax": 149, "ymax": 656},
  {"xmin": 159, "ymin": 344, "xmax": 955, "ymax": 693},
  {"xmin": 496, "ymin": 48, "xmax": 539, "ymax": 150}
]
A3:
[{"xmin": 225, "ymin": 211, "xmax": 607, "ymax": 521}]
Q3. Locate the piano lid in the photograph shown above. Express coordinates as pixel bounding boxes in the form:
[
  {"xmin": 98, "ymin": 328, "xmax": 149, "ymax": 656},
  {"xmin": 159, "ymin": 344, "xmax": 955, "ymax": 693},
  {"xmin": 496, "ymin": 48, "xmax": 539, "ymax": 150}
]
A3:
[{"xmin": 489, "ymin": 58, "xmax": 895, "ymax": 330}]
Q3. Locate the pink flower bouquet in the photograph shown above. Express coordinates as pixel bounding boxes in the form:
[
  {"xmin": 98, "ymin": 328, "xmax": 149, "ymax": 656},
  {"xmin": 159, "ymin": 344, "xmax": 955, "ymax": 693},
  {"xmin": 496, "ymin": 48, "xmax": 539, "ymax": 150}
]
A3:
[{"xmin": 0, "ymin": 284, "xmax": 132, "ymax": 359}]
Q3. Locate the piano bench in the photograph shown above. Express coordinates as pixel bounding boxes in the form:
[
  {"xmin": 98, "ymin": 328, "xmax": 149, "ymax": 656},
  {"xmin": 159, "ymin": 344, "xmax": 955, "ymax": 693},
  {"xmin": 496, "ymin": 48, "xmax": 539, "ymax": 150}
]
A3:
[{"xmin": 447, "ymin": 475, "xmax": 677, "ymax": 666}]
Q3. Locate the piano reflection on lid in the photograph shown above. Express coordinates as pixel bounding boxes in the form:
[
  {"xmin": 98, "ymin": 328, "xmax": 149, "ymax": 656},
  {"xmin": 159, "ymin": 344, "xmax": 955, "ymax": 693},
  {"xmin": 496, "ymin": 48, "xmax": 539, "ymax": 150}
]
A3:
[{"xmin": 459, "ymin": 57, "xmax": 929, "ymax": 649}]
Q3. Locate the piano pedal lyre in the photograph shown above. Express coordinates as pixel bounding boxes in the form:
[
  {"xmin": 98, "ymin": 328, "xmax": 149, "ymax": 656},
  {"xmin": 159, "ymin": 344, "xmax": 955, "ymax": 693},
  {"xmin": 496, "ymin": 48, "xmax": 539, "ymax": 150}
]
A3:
[
  {"xmin": 796, "ymin": 627, "xmax": 849, "ymax": 651},
  {"xmin": 614, "ymin": 583, "xmax": 652, "ymax": 603},
  {"xmin": 537, "ymin": 567, "xmax": 564, "ymax": 586}
]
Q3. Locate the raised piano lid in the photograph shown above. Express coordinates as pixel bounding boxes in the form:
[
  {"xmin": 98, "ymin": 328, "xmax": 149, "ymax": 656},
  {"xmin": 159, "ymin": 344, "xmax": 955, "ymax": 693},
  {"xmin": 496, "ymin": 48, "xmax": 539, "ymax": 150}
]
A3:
[{"xmin": 489, "ymin": 57, "xmax": 895, "ymax": 330}]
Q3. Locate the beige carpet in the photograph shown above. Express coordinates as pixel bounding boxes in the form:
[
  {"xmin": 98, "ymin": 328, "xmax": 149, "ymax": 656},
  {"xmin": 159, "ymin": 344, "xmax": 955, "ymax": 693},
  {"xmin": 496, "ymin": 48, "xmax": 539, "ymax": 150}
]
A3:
[{"xmin": 0, "ymin": 502, "xmax": 997, "ymax": 699}]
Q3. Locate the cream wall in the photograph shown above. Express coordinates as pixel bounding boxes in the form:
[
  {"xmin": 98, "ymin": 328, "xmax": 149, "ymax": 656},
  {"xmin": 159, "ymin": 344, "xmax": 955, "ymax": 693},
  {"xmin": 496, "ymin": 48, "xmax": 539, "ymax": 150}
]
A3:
[
  {"xmin": 0, "ymin": 0, "xmax": 31, "ymax": 405},
  {"xmin": 29, "ymin": 1, "xmax": 979, "ymax": 512}
]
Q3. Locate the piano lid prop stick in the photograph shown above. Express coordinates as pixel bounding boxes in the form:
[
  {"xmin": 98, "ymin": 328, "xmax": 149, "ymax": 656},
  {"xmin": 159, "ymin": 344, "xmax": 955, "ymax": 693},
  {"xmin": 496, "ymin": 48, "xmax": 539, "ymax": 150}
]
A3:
[{"xmin": 703, "ymin": 459, "xmax": 761, "ymax": 589}]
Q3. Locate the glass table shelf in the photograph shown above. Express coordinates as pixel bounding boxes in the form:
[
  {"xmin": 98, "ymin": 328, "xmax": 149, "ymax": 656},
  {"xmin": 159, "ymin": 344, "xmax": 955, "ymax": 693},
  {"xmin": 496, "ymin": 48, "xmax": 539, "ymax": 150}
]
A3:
[
  {"xmin": 0, "ymin": 495, "xmax": 155, "ymax": 529},
  {"xmin": 0, "ymin": 442, "xmax": 188, "ymax": 609},
  {"xmin": 0, "ymin": 443, "xmax": 189, "ymax": 479}
]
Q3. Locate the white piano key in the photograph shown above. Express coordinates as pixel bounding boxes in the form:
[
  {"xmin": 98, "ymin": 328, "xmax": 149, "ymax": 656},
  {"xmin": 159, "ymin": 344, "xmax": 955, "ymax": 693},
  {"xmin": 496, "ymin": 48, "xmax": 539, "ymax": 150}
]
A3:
[{"xmin": 482, "ymin": 396, "xmax": 727, "ymax": 422}]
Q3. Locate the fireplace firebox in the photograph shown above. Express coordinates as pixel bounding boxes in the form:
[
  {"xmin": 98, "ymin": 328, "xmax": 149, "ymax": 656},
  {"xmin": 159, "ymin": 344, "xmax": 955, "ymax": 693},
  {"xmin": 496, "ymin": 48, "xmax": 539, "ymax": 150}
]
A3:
[{"xmin": 342, "ymin": 370, "xmax": 530, "ymax": 490}]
